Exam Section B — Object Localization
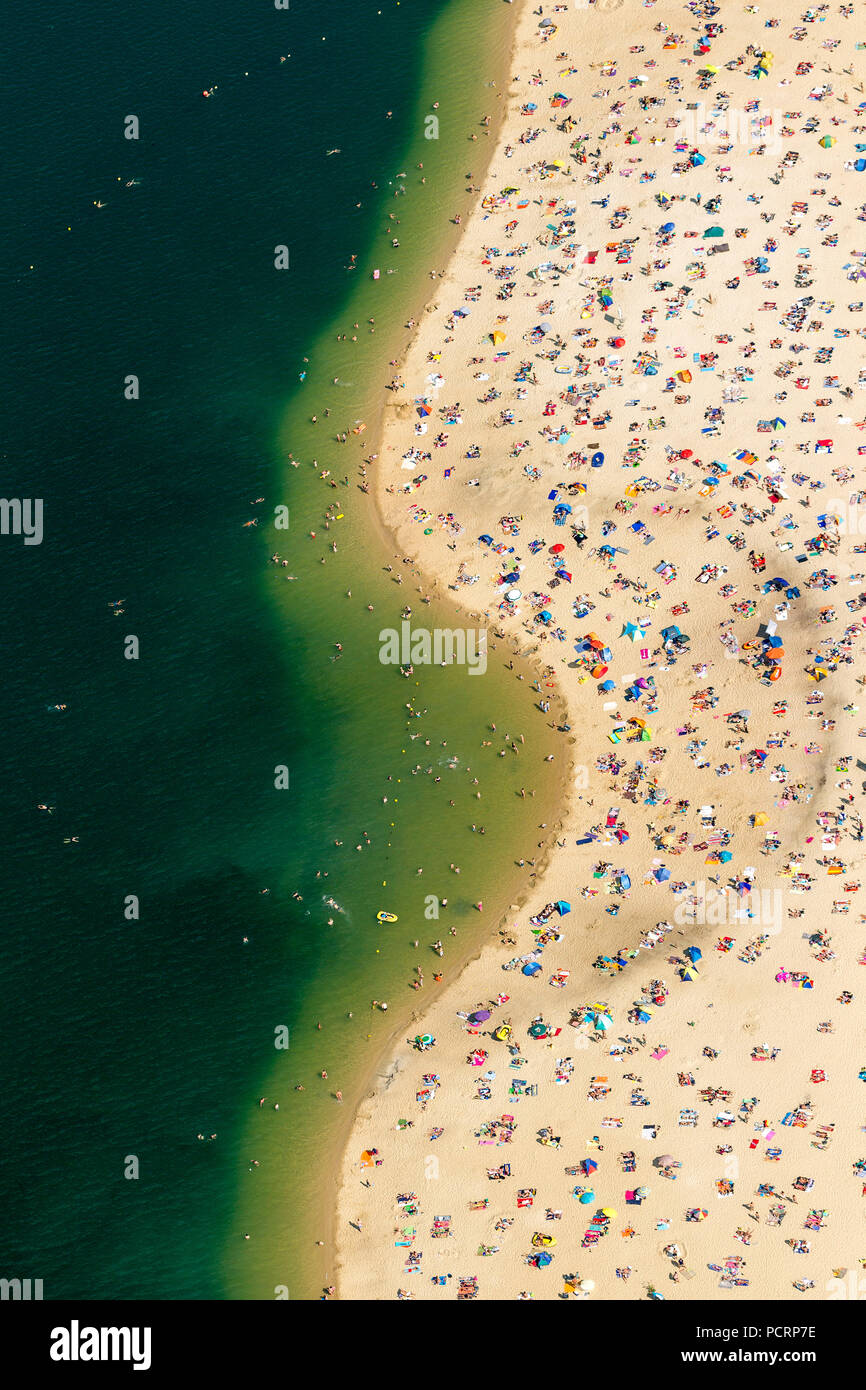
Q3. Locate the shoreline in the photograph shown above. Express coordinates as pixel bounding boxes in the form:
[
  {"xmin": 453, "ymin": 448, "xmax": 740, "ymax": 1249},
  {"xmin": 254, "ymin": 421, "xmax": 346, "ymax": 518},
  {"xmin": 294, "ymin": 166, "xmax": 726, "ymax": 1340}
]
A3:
[
  {"xmin": 334, "ymin": 0, "xmax": 865, "ymax": 1300},
  {"xmin": 224, "ymin": 0, "xmax": 562, "ymax": 1301},
  {"xmin": 334, "ymin": 0, "xmax": 580, "ymax": 1295}
]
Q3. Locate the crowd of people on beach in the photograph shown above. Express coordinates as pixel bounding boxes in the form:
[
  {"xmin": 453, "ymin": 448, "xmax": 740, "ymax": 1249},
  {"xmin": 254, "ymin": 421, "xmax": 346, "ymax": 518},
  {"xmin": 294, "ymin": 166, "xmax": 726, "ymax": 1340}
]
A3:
[{"xmin": 332, "ymin": 0, "xmax": 866, "ymax": 1300}]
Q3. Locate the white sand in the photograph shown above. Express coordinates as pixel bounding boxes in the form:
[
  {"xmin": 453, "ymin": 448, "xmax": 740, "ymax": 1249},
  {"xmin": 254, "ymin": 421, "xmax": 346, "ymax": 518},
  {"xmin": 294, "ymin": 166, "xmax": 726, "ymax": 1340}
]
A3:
[{"xmin": 335, "ymin": 0, "xmax": 866, "ymax": 1301}]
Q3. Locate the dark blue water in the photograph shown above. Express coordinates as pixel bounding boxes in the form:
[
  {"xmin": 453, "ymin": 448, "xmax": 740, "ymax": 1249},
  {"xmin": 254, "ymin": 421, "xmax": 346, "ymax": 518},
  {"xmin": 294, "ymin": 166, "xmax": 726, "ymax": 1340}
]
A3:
[{"xmin": 0, "ymin": 0, "xmax": 532, "ymax": 1299}]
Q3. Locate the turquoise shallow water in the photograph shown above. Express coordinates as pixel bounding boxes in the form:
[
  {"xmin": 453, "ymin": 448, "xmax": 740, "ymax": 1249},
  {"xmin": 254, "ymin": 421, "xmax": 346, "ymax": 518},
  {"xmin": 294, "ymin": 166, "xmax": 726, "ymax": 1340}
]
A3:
[{"xmin": 0, "ymin": 0, "xmax": 555, "ymax": 1299}]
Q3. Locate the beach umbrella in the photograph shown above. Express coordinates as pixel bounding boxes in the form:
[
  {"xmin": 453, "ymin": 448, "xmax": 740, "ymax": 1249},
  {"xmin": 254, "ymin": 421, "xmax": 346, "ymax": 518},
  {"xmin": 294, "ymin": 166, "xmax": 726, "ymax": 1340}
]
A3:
[
  {"xmin": 470, "ymin": 1010, "xmax": 491, "ymax": 1023},
  {"xmin": 593, "ymin": 1013, "xmax": 613, "ymax": 1031},
  {"xmin": 718, "ymin": 850, "xmax": 732, "ymax": 863},
  {"xmin": 601, "ymin": 1207, "xmax": 617, "ymax": 1218},
  {"xmin": 634, "ymin": 1186, "xmax": 650, "ymax": 1199},
  {"xmin": 583, "ymin": 1159, "xmax": 598, "ymax": 1173},
  {"xmin": 655, "ymin": 1154, "xmax": 675, "ymax": 1167},
  {"xmin": 506, "ymin": 587, "xmax": 522, "ymax": 601},
  {"xmin": 591, "ymin": 452, "xmax": 605, "ymax": 468},
  {"xmin": 599, "ymin": 679, "xmax": 616, "ymax": 692},
  {"xmin": 550, "ymin": 542, "xmax": 565, "ymax": 553},
  {"xmin": 753, "ymin": 811, "xmax": 769, "ymax": 826},
  {"xmin": 661, "ymin": 221, "xmax": 675, "ymax": 232},
  {"xmin": 818, "ymin": 135, "xmax": 835, "ymax": 148},
  {"xmin": 535, "ymin": 1251, "xmax": 552, "ymax": 1267},
  {"xmin": 579, "ymin": 1279, "xmax": 595, "ymax": 1293},
  {"xmin": 654, "ymin": 866, "xmax": 671, "ymax": 883},
  {"xmin": 579, "ymin": 1191, "xmax": 595, "ymax": 1204},
  {"xmin": 523, "ymin": 962, "xmax": 542, "ymax": 976}
]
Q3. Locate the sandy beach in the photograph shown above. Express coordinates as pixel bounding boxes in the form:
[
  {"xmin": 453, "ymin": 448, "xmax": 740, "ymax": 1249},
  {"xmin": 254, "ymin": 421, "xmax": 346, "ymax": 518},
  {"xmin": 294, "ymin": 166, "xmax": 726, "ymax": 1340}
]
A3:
[{"xmin": 335, "ymin": 0, "xmax": 866, "ymax": 1301}]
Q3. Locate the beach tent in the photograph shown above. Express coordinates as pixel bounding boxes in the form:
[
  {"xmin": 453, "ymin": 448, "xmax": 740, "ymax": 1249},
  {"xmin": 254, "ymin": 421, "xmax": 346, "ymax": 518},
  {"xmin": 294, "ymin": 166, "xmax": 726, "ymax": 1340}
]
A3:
[
  {"xmin": 470, "ymin": 1010, "xmax": 491, "ymax": 1023},
  {"xmin": 654, "ymin": 866, "xmax": 671, "ymax": 883},
  {"xmin": 523, "ymin": 962, "xmax": 542, "ymax": 976},
  {"xmin": 684, "ymin": 947, "xmax": 702, "ymax": 963},
  {"xmin": 555, "ymin": 900, "xmax": 571, "ymax": 915},
  {"xmin": 703, "ymin": 225, "xmax": 724, "ymax": 238},
  {"xmin": 622, "ymin": 621, "xmax": 646, "ymax": 642},
  {"xmin": 681, "ymin": 964, "xmax": 700, "ymax": 982},
  {"xmin": 490, "ymin": 330, "xmax": 507, "ymax": 346}
]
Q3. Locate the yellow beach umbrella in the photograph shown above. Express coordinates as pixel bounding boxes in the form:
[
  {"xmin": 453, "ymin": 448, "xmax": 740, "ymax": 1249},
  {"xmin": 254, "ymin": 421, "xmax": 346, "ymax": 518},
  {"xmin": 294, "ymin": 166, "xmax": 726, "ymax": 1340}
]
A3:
[{"xmin": 601, "ymin": 1207, "xmax": 618, "ymax": 1219}]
